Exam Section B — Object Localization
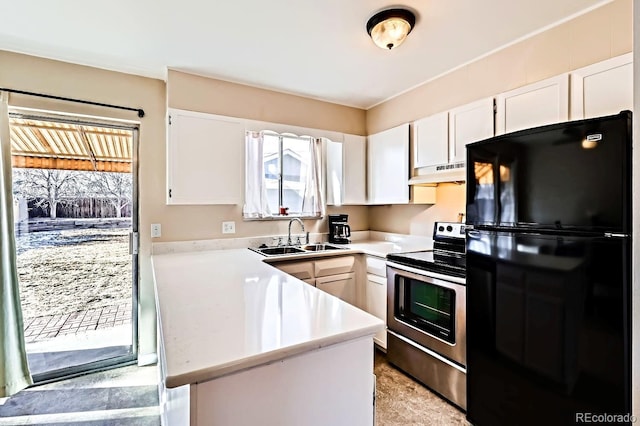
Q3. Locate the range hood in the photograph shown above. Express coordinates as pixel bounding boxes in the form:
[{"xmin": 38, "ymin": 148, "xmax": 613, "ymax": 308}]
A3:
[{"xmin": 409, "ymin": 161, "xmax": 466, "ymax": 185}]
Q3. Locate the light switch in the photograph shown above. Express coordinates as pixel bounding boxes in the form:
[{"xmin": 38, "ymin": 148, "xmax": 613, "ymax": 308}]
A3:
[{"xmin": 151, "ymin": 223, "xmax": 162, "ymax": 238}]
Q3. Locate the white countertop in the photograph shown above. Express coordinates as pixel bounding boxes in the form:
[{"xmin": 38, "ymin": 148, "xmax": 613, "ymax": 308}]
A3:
[{"xmin": 153, "ymin": 248, "xmax": 384, "ymax": 388}]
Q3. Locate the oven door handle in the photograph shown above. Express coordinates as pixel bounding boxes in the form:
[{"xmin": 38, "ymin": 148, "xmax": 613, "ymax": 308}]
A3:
[{"xmin": 386, "ymin": 262, "xmax": 466, "ymax": 288}]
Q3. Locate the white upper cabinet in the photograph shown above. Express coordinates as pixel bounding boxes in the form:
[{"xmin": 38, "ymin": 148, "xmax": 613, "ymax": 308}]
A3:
[
  {"xmin": 570, "ymin": 53, "xmax": 633, "ymax": 120},
  {"xmin": 368, "ymin": 123, "xmax": 410, "ymax": 205},
  {"xmin": 449, "ymin": 97, "xmax": 495, "ymax": 163},
  {"xmin": 413, "ymin": 111, "xmax": 448, "ymax": 168},
  {"xmin": 326, "ymin": 134, "xmax": 367, "ymax": 206},
  {"xmin": 495, "ymin": 74, "xmax": 569, "ymax": 135},
  {"xmin": 410, "ymin": 97, "xmax": 494, "ymax": 184},
  {"xmin": 167, "ymin": 108, "xmax": 245, "ymax": 205},
  {"xmin": 325, "ymin": 139, "xmax": 343, "ymax": 206}
]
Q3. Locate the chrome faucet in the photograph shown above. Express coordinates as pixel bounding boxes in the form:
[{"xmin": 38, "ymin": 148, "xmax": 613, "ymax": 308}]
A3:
[{"xmin": 287, "ymin": 218, "xmax": 308, "ymax": 246}]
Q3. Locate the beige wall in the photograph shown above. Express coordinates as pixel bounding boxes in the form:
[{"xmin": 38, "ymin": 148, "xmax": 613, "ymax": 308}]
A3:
[
  {"xmin": 0, "ymin": 55, "xmax": 369, "ymax": 359},
  {"xmin": 366, "ymin": 0, "xmax": 632, "ymax": 235},
  {"xmin": 0, "ymin": 49, "xmax": 166, "ymax": 359},
  {"xmin": 369, "ymin": 183, "xmax": 466, "ymax": 235},
  {"xmin": 158, "ymin": 70, "xmax": 369, "ymax": 242},
  {"xmin": 168, "ymin": 70, "xmax": 366, "ymax": 135}
]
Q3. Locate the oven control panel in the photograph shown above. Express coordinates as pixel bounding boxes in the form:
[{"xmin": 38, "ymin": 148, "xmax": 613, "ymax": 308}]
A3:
[{"xmin": 434, "ymin": 222, "xmax": 466, "ymax": 239}]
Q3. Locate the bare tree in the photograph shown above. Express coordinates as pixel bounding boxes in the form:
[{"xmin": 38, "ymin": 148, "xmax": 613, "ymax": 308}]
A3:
[
  {"xmin": 88, "ymin": 172, "xmax": 132, "ymax": 218},
  {"xmin": 13, "ymin": 169, "xmax": 80, "ymax": 219}
]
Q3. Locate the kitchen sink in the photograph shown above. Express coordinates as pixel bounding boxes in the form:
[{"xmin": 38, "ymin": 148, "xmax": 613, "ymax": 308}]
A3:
[
  {"xmin": 300, "ymin": 244, "xmax": 345, "ymax": 251},
  {"xmin": 251, "ymin": 243, "xmax": 347, "ymax": 256},
  {"xmin": 256, "ymin": 246, "xmax": 306, "ymax": 256}
]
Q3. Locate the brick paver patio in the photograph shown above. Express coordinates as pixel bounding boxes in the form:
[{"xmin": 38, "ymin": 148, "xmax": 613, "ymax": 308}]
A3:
[{"xmin": 23, "ymin": 302, "xmax": 132, "ymax": 343}]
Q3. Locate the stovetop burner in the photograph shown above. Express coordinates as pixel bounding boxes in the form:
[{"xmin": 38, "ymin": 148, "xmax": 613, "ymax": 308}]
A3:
[{"xmin": 386, "ymin": 222, "xmax": 466, "ymax": 279}]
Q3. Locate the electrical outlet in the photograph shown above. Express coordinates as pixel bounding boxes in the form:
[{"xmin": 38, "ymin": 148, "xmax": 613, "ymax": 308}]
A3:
[
  {"xmin": 222, "ymin": 221, "xmax": 236, "ymax": 234},
  {"xmin": 151, "ymin": 223, "xmax": 162, "ymax": 238}
]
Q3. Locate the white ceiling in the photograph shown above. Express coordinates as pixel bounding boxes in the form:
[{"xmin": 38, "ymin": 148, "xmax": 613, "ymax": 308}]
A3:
[{"xmin": 0, "ymin": 0, "xmax": 611, "ymax": 109}]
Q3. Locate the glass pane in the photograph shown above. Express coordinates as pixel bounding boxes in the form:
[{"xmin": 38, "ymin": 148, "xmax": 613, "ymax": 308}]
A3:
[
  {"xmin": 263, "ymin": 134, "xmax": 280, "ymax": 213},
  {"xmin": 396, "ymin": 277, "xmax": 456, "ymax": 343},
  {"xmin": 410, "ymin": 280, "xmax": 454, "ymax": 329},
  {"xmin": 282, "ymin": 136, "xmax": 311, "ymax": 215},
  {"xmin": 10, "ymin": 113, "xmax": 136, "ymax": 382}
]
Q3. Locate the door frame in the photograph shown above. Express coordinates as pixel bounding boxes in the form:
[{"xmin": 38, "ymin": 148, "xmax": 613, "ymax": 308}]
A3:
[{"xmin": 9, "ymin": 108, "xmax": 140, "ymax": 383}]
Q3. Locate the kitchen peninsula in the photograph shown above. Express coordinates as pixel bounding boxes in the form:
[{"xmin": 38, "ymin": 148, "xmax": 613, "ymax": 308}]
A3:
[{"xmin": 152, "ymin": 248, "xmax": 384, "ymax": 426}]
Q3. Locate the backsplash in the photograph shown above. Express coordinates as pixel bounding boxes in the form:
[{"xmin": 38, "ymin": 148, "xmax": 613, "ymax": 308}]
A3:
[{"xmin": 150, "ymin": 230, "xmax": 426, "ymax": 255}]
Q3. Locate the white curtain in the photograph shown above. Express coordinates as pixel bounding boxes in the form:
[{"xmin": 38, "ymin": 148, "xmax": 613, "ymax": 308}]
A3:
[
  {"xmin": 301, "ymin": 138, "xmax": 324, "ymax": 217},
  {"xmin": 0, "ymin": 91, "xmax": 32, "ymax": 397},
  {"xmin": 243, "ymin": 131, "xmax": 271, "ymax": 218}
]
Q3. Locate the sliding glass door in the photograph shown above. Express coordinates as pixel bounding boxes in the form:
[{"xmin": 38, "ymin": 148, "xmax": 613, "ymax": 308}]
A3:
[{"xmin": 10, "ymin": 109, "xmax": 138, "ymax": 382}]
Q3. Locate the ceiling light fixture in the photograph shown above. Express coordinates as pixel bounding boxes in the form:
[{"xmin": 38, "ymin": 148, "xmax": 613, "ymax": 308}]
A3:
[{"xmin": 366, "ymin": 8, "xmax": 416, "ymax": 50}]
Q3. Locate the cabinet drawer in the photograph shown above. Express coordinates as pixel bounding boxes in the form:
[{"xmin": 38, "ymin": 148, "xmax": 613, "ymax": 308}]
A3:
[
  {"xmin": 314, "ymin": 256, "xmax": 355, "ymax": 277},
  {"xmin": 275, "ymin": 261, "xmax": 314, "ymax": 280},
  {"xmin": 366, "ymin": 256, "xmax": 387, "ymax": 277}
]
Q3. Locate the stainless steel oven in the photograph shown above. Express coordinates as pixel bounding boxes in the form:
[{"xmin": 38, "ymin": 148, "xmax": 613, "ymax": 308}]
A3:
[{"xmin": 385, "ymin": 222, "xmax": 467, "ymax": 410}]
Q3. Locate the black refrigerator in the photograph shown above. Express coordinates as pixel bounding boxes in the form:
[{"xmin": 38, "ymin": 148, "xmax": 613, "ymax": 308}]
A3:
[{"xmin": 465, "ymin": 111, "xmax": 632, "ymax": 426}]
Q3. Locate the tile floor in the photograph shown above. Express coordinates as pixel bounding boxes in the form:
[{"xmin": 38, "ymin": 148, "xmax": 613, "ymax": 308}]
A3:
[
  {"xmin": 0, "ymin": 364, "xmax": 160, "ymax": 425},
  {"xmin": 374, "ymin": 350, "xmax": 470, "ymax": 426},
  {"xmin": 0, "ymin": 350, "xmax": 468, "ymax": 426}
]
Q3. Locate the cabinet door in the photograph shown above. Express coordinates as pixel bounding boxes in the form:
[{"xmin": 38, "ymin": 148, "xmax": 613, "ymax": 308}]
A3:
[
  {"xmin": 325, "ymin": 139, "xmax": 343, "ymax": 206},
  {"xmin": 570, "ymin": 53, "xmax": 633, "ymax": 120},
  {"xmin": 449, "ymin": 97, "xmax": 495, "ymax": 163},
  {"xmin": 413, "ymin": 112, "xmax": 448, "ymax": 168},
  {"xmin": 365, "ymin": 255, "xmax": 387, "ymax": 277},
  {"xmin": 366, "ymin": 274, "xmax": 387, "ymax": 349},
  {"xmin": 495, "ymin": 74, "xmax": 569, "ymax": 135},
  {"xmin": 342, "ymin": 134, "xmax": 367, "ymax": 205},
  {"xmin": 274, "ymin": 260, "xmax": 314, "ymax": 280},
  {"xmin": 316, "ymin": 272, "xmax": 356, "ymax": 305},
  {"xmin": 167, "ymin": 109, "xmax": 245, "ymax": 205},
  {"xmin": 367, "ymin": 123, "xmax": 409, "ymax": 205},
  {"xmin": 325, "ymin": 135, "xmax": 366, "ymax": 206}
]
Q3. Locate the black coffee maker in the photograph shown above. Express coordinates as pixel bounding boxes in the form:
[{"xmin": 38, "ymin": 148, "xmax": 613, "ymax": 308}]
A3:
[{"xmin": 328, "ymin": 214, "xmax": 351, "ymax": 244}]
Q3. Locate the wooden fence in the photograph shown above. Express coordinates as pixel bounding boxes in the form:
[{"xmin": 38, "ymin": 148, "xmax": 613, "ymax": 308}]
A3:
[{"xmin": 27, "ymin": 197, "xmax": 132, "ymax": 219}]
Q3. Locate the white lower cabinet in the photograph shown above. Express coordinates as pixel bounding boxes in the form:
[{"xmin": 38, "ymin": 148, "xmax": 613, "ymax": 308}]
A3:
[
  {"xmin": 274, "ymin": 261, "xmax": 314, "ymax": 280},
  {"xmin": 272, "ymin": 256, "xmax": 356, "ymax": 305},
  {"xmin": 364, "ymin": 255, "xmax": 388, "ymax": 350},
  {"xmin": 366, "ymin": 274, "xmax": 387, "ymax": 349},
  {"xmin": 316, "ymin": 272, "xmax": 356, "ymax": 306},
  {"xmin": 315, "ymin": 255, "xmax": 356, "ymax": 277}
]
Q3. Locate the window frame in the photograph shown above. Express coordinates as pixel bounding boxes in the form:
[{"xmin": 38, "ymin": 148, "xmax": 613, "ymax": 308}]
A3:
[{"xmin": 244, "ymin": 130, "xmax": 323, "ymax": 221}]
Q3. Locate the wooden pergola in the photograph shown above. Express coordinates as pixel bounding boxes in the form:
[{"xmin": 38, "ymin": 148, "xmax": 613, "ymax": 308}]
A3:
[{"xmin": 10, "ymin": 117, "xmax": 133, "ymax": 173}]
